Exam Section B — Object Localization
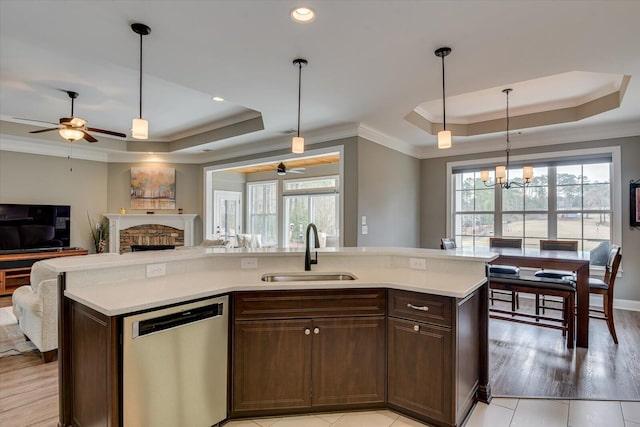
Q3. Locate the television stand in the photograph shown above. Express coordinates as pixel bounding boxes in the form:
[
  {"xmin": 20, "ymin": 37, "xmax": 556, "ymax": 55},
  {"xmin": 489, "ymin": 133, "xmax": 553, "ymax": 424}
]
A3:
[{"xmin": 0, "ymin": 248, "xmax": 88, "ymax": 296}]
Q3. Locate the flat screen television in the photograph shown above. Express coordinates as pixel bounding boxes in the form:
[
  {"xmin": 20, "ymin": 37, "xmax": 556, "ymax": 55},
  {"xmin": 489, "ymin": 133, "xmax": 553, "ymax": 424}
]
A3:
[{"xmin": 0, "ymin": 204, "xmax": 71, "ymax": 253}]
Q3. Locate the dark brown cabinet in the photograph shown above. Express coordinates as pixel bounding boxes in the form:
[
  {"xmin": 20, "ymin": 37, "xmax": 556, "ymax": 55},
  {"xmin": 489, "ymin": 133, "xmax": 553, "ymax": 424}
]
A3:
[
  {"xmin": 388, "ymin": 317, "xmax": 452, "ymax": 423},
  {"xmin": 231, "ymin": 289, "xmax": 386, "ymax": 417},
  {"xmin": 233, "ymin": 319, "xmax": 313, "ymax": 412},
  {"xmin": 387, "ymin": 289, "xmax": 483, "ymax": 427}
]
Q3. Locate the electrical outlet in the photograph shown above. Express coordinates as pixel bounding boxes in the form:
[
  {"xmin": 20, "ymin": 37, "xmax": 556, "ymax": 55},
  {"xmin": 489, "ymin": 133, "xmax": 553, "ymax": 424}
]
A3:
[
  {"xmin": 409, "ymin": 258, "xmax": 427, "ymax": 270},
  {"xmin": 361, "ymin": 225, "xmax": 368, "ymax": 235},
  {"xmin": 241, "ymin": 258, "xmax": 258, "ymax": 269},
  {"xmin": 146, "ymin": 263, "xmax": 166, "ymax": 278}
]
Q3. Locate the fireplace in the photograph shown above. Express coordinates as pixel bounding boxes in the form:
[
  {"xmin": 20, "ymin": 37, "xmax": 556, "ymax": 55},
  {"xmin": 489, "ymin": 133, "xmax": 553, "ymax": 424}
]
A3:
[{"xmin": 105, "ymin": 214, "xmax": 197, "ymax": 254}]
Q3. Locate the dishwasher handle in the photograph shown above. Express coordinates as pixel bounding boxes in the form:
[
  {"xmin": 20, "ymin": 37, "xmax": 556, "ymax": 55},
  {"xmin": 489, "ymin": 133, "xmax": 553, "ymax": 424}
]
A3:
[{"xmin": 132, "ymin": 302, "xmax": 224, "ymax": 339}]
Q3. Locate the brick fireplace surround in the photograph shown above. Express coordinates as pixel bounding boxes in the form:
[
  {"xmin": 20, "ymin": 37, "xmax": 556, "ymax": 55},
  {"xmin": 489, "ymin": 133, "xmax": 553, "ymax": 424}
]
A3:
[{"xmin": 105, "ymin": 214, "xmax": 197, "ymax": 254}]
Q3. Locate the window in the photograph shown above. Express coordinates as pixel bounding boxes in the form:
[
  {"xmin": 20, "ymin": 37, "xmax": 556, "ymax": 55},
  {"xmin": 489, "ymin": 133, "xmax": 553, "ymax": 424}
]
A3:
[
  {"xmin": 247, "ymin": 181, "xmax": 277, "ymax": 246},
  {"xmin": 283, "ymin": 176, "xmax": 339, "ymax": 248},
  {"xmin": 449, "ymin": 149, "xmax": 619, "ymax": 266}
]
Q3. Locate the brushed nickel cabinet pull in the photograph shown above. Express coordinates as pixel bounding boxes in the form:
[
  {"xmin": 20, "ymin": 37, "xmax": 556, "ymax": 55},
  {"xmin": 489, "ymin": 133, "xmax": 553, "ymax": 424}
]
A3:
[{"xmin": 407, "ymin": 303, "xmax": 429, "ymax": 312}]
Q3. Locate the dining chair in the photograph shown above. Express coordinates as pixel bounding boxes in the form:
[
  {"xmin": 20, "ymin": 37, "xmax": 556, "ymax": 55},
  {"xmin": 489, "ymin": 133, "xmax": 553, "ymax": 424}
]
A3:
[
  {"xmin": 440, "ymin": 238, "xmax": 456, "ymax": 250},
  {"xmin": 488, "ymin": 237, "xmax": 522, "ymax": 310},
  {"xmin": 589, "ymin": 245, "xmax": 622, "ymax": 344},
  {"xmin": 535, "ymin": 240, "xmax": 579, "ymax": 314}
]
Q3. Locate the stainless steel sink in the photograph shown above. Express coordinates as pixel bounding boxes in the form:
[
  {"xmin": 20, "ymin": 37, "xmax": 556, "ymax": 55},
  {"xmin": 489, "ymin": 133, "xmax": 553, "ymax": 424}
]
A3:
[{"xmin": 261, "ymin": 272, "xmax": 357, "ymax": 282}]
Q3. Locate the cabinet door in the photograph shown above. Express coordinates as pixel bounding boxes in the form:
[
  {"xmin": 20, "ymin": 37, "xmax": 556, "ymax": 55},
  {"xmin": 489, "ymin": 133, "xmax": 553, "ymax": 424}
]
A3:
[
  {"xmin": 232, "ymin": 319, "xmax": 312, "ymax": 414},
  {"xmin": 387, "ymin": 317, "xmax": 453, "ymax": 424},
  {"xmin": 311, "ymin": 317, "xmax": 386, "ymax": 407}
]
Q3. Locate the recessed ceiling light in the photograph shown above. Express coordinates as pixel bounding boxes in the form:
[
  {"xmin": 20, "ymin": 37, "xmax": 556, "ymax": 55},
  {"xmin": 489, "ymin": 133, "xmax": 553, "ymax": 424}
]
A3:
[
  {"xmin": 212, "ymin": 96, "xmax": 224, "ymax": 102},
  {"xmin": 291, "ymin": 7, "xmax": 315, "ymax": 23}
]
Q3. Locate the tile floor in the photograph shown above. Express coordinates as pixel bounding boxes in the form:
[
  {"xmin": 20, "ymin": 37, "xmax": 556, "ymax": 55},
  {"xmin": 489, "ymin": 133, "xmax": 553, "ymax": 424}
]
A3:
[{"xmin": 224, "ymin": 399, "xmax": 640, "ymax": 427}]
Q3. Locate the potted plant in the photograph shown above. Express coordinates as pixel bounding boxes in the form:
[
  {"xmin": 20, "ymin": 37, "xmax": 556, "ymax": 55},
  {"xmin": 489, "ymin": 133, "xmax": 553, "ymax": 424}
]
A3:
[{"xmin": 88, "ymin": 214, "xmax": 109, "ymax": 253}]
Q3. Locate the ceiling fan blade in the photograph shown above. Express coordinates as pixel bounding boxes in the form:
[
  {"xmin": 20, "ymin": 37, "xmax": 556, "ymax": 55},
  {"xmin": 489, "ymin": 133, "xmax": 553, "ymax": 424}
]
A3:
[
  {"xmin": 86, "ymin": 127, "xmax": 126, "ymax": 138},
  {"xmin": 29, "ymin": 128, "xmax": 59, "ymax": 134},
  {"xmin": 288, "ymin": 169, "xmax": 305, "ymax": 174},
  {"xmin": 14, "ymin": 118, "xmax": 59, "ymax": 126},
  {"xmin": 82, "ymin": 131, "xmax": 98, "ymax": 143}
]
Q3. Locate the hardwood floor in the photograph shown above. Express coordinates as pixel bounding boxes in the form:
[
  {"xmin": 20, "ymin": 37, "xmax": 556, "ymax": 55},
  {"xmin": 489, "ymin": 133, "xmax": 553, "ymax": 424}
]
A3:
[
  {"xmin": 490, "ymin": 297, "xmax": 640, "ymax": 399},
  {"xmin": 1, "ymin": 295, "xmax": 638, "ymax": 427}
]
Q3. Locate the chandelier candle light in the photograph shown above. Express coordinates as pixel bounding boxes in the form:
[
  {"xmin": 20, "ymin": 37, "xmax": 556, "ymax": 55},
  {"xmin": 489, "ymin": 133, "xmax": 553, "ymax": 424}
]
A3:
[
  {"xmin": 481, "ymin": 88, "xmax": 533, "ymax": 188},
  {"xmin": 131, "ymin": 23, "xmax": 151, "ymax": 140},
  {"xmin": 292, "ymin": 58, "xmax": 308, "ymax": 154},
  {"xmin": 435, "ymin": 47, "xmax": 452, "ymax": 149}
]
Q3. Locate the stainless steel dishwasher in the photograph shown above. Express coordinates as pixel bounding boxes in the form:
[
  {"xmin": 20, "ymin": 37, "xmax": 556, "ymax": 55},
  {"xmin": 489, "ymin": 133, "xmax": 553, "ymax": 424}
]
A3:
[{"xmin": 123, "ymin": 295, "xmax": 228, "ymax": 427}]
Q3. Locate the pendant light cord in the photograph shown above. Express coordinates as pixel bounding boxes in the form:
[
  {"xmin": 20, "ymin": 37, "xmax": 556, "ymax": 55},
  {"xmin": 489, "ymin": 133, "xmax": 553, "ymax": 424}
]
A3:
[
  {"xmin": 297, "ymin": 62, "xmax": 302, "ymax": 137},
  {"xmin": 138, "ymin": 33, "xmax": 143, "ymax": 119},
  {"xmin": 441, "ymin": 54, "xmax": 446, "ymax": 131},
  {"xmin": 505, "ymin": 89, "xmax": 511, "ymax": 181}
]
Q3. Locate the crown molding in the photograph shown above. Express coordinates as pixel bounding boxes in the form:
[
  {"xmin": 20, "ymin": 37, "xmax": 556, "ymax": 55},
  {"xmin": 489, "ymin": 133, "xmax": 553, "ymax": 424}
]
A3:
[
  {"xmin": 415, "ymin": 119, "xmax": 640, "ymax": 159},
  {"xmin": 357, "ymin": 124, "xmax": 419, "ymax": 158},
  {"xmin": 0, "ymin": 134, "xmax": 110, "ymax": 162}
]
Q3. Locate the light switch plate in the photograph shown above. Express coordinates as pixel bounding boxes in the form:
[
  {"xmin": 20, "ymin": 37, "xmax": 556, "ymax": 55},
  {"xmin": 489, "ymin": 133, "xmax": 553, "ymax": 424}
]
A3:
[
  {"xmin": 146, "ymin": 263, "xmax": 166, "ymax": 278},
  {"xmin": 241, "ymin": 258, "xmax": 258, "ymax": 269},
  {"xmin": 409, "ymin": 258, "xmax": 427, "ymax": 270},
  {"xmin": 361, "ymin": 225, "xmax": 368, "ymax": 235},
  {"xmin": 361, "ymin": 216, "xmax": 367, "ymax": 225}
]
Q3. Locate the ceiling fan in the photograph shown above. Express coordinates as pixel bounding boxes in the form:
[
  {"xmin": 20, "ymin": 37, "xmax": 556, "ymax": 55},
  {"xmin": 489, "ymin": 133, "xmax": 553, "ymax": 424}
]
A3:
[
  {"xmin": 277, "ymin": 162, "xmax": 305, "ymax": 176},
  {"xmin": 22, "ymin": 90, "xmax": 126, "ymax": 143}
]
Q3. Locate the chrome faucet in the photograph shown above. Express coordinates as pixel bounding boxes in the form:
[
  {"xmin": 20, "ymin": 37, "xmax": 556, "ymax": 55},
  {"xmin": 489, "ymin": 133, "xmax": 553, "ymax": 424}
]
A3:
[{"xmin": 305, "ymin": 223, "xmax": 319, "ymax": 271}]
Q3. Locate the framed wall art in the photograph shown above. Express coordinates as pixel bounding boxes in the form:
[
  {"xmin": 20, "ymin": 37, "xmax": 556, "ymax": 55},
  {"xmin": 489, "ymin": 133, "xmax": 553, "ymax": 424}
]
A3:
[
  {"xmin": 631, "ymin": 180, "xmax": 640, "ymax": 227},
  {"xmin": 130, "ymin": 167, "xmax": 176, "ymax": 209}
]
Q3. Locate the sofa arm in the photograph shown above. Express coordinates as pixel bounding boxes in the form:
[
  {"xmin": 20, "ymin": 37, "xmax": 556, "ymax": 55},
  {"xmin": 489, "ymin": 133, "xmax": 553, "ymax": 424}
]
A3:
[{"xmin": 38, "ymin": 279, "xmax": 59, "ymax": 352}]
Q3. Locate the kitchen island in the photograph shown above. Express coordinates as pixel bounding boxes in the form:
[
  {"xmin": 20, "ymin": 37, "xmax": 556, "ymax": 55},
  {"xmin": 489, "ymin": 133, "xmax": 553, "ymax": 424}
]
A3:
[{"xmin": 42, "ymin": 247, "xmax": 497, "ymax": 427}]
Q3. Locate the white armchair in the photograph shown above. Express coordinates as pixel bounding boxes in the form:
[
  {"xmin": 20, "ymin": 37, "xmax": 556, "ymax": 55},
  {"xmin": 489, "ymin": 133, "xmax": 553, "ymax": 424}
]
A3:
[{"xmin": 12, "ymin": 261, "xmax": 59, "ymax": 362}]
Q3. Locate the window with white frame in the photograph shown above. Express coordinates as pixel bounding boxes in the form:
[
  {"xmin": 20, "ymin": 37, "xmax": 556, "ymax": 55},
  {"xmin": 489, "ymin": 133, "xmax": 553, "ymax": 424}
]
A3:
[
  {"xmin": 283, "ymin": 176, "xmax": 339, "ymax": 248},
  {"xmin": 450, "ymin": 152, "xmax": 616, "ymax": 265},
  {"xmin": 247, "ymin": 181, "xmax": 277, "ymax": 246}
]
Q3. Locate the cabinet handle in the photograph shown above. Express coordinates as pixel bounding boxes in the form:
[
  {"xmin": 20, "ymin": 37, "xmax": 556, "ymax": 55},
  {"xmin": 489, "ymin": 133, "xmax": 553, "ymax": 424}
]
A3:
[
  {"xmin": 304, "ymin": 328, "xmax": 311, "ymax": 335},
  {"xmin": 314, "ymin": 327, "xmax": 320, "ymax": 334},
  {"xmin": 413, "ymin": 325, "xmax": 420, "ymax": 332},
  {"xmin": 407, "ymin": 303, "xmax": 429, "ymax": 312}
]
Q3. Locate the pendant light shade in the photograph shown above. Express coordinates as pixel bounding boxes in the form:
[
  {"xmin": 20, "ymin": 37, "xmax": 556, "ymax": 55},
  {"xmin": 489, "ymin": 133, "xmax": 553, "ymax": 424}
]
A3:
[
  {"xmin": 292, "ymin": 58, "xmax": 308, "ymax": 154},
  {"xmin": 435, "ymin": 47, "xmax": 452, "ymax": 149},
  {"xmin": 131, "ymin": 23, "xmax": 151, "ymax": 140},
  {"xmin": 481, "ymin": 89, "xmax": 533, "ymax": 189}
]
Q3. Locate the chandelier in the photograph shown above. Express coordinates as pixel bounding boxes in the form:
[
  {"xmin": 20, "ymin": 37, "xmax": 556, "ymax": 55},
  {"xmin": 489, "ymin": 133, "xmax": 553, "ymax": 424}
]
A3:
[{"xmin": 481, "ymin": 88, "xmax": 533, "ymax": 189}]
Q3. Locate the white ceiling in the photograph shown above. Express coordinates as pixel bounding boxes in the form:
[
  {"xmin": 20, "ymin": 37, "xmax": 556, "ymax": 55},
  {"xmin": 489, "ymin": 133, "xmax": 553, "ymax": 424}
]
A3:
[{"xmin": 0, "ymin": 0, "xmax": 639, "ymax": 164}]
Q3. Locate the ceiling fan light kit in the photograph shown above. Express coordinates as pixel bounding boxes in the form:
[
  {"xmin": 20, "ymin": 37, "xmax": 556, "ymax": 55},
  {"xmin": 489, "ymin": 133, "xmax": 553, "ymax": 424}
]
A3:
[
  {"xmin": 435, "ymin": 47, "xmax": 452, "ymax": 149},
  {"xmin": 131, "ymin": 22, "xmax": 151, "ymax": 140},
  {"xmin": 481, "ymin": 88, "xmax": 533, "ymax": 189},
  {"xmin": 27, "ymin": 90, "xmax": 125, "ymax": 143},
  {"xmin": 292, "ymin": 58, "xmax": 308, "ymax": 154}
]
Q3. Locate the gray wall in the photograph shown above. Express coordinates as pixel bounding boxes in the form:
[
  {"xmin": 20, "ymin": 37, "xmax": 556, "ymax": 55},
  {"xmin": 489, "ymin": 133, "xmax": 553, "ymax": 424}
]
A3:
[
  {"xmin": 420, "ymin": 135, "xmax": 640, "ymax": 302},
  {"xmin": 357, "ymin": 138, "xmax": 421, "ymax": 247},
  {"xmin": 106, "ymin": 162, "xmax": 203, "ymax": 243},
  {"xmin": 0, "ymin": 150, "xmax": 108, "ymax": 252}
]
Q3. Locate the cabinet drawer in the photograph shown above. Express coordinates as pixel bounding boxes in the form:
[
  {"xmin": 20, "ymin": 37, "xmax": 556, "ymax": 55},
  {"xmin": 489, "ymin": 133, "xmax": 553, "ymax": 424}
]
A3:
[
  {"xmin": 234, "ymin": 289, "xmax": 385, "ymax": 320},
  {"xmin": 388, "ymin": 289, "xmax": 452, "ymax": 327}
]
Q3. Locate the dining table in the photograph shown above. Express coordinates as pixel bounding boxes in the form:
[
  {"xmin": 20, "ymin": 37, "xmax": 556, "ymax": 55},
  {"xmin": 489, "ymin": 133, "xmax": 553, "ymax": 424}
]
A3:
[{"xmin": 487, "ymin": 247, "xmax": 591, "ymax": 348}]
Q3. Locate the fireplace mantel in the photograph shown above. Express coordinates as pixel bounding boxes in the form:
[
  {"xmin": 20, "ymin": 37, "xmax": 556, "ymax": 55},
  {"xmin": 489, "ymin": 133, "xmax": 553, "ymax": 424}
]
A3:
[{"xmin": 105, "ymin": 214, "xmax": 197, "ymax": 254}]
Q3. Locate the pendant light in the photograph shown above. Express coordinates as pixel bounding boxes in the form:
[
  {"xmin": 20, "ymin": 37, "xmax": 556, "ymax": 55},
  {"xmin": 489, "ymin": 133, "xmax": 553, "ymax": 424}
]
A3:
[
  {"xmin": 292, "ymin": 58, "xmax": 308, "ymax": 154},
  {"xmin": 435, "ymin": 47, "xmax": 452, "ymax": 149},
  {"xmin": 131, "ymin": 23, "xmax": 151, "ymax": 140},
  {"xmin": 481, "ymin": 89, "xmax": 533, "ymax": 189}
]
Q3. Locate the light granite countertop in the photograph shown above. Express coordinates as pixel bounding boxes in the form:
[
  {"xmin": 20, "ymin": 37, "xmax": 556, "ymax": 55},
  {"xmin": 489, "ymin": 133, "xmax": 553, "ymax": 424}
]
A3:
[{"xmin": 41, "ymin": 246, "xmax": 497, "ymax": 316}]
